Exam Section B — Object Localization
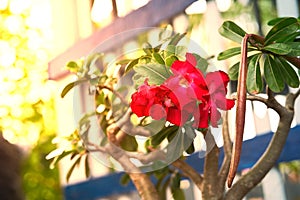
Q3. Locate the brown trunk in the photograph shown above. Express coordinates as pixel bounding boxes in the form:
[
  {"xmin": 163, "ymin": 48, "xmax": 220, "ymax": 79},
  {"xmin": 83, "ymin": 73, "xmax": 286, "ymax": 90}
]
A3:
[{"xmin": 0, "ymin": 133, "xmax": 24, "ymax": 200}]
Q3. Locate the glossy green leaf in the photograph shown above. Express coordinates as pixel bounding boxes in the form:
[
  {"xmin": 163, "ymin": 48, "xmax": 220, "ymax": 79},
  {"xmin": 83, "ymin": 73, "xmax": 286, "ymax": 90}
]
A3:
[
  {"xmin": 276, "ymin": 57, "xmax": 299, "ymax": 88},
  {"xmin": 285, "ymin": 42, "xmax": 300, "ymax": 56},
  {"xmin": 267, "ymin": 17, "xmax": 289, "ymax": 25},
  {"xmin": 61, "ymin": 79, "xmax": 87, "ymax": 98},
  {"xmin": 263, "ymin": 43, "xmax": 292, "ymax": 55},
  {"xmin": 278, "ymin": 32, "xmax": 300, "ymax": 43},
  {"xmin": 134, "ymin": 63, "xmax": 172, "ymax": 85},
  {"xmin": 265, "ymin": 17, "xmax": 299, "ymax": 45},
  {"xmin": 228, "ymin": 54, "xmax": 257, "ymax": 81},
  {"xmin": 264, "ymin": 55, "xmax": 285, "ymax": 92},
  {"xmin": 218, "ymin": 47, "xmax": 257, "ymax": 60},
  {"xmin": 228, "ymin": 62, "xmax": 240, "ymax": 80},
  {"xmin": 166, "ymin": 127, "xmax": 194, "ymax": 163},
  {"xmin": 247, "ymin": 54, "xmax": 263, "ymax": 94},
  {"xmin": 193, "ymin": 53, "xmax": 208, "ymax": 72},
  {"xmin": 219, "ymin": 21, "xmax": 247, "ymax": 43},
  {"xmin": 218, "ymin": 47, "xmax": 241, "ymax": 60}
]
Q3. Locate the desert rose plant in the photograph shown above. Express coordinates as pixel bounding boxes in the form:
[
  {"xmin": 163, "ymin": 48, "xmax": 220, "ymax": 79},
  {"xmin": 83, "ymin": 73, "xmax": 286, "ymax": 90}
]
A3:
[{"xmin": 48, "ymin": 17, "xmax": 300, "ymax": 200}]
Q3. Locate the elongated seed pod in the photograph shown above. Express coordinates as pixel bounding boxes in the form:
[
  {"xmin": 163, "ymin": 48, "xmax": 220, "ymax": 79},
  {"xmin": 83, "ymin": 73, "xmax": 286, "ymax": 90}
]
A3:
[{"xmin": 227, "ymin": 34, "xmax": 249, "ymax": 188}]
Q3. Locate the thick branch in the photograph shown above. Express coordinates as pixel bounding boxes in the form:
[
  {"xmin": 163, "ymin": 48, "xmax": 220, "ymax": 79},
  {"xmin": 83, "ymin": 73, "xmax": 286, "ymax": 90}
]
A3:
[
  {"xmin": 106, "ymin": 123, "xmax": 159, "ymax": 200},
  {"xmin": 218, "ymin": 112, "xmax": 232, "ymax": 191},
  {"xmin": 225, "ymin": 95, "xmax": 295, "ymax": 200},
  {"xmin": 126, "ymin": 150, "xmax": 166, "ymax": 164},
  {"xmin": 201, "ymin": 130, "xmax": 222, "ymax": 200},
  {"xmin": 172, "ymin": 159, "xmax": 203, "ymax": 189}
]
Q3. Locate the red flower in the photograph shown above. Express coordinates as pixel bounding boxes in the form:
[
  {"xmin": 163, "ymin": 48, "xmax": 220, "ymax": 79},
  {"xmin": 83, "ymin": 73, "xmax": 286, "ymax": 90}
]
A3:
[
  {"xmin": 130, "ymin": 80, "xmax": 168, "ymax": 118},
  {"xmin": 130, "ymin": 53, "xmax": 235, "ymax": 128},
  {"xmin": 204, "ymin": 71, "xmax": 235, "ymax": 127}
]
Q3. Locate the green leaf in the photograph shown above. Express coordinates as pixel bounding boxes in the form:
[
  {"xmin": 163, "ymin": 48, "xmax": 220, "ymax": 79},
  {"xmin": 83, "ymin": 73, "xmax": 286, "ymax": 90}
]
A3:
[
  {"xmin": 285, "ymin": 42, "xmax": 300, "ymax": 57},
  {"xmin": 143, "ymin": 120, "xmax": 166, "ymax": 135},
  {"xmin": 218, "ymin": 47, "xmax": 256, "ymax": 60},
  {"xmin": 265, "ymin": 17, "xmax": 299, "ymax": 45},
  {"xmin": 267, "ymin": 17, "xmax": 289, "ymax": 25},
  {"xmin": 263, "ymin": 43, "xmax": 292, "ymax": 55},
  {"xmin": 84, "ymin": 155, "xmax": 90, "ymax": 178},
  {"xmin": 169, "ymin": 33, "xmax": 186, "ymax": 46},
  {"xmin": 166, "ymin": 127, "xmax": 194, "ymax": 163},
  {"xmin": 134, "ymin": 63, "xmax": 172, "ymax": 85},
  {"xmin": 278, "ymin": 32, "xmax": 300, "ymax": 43},
  {"xmin": 125, "ymin": 58, "xmax": 139, "ymax": 73},
  {"xmin": 150, "ymin": 126, "xmax": 178, "ymax": 147},
  {"xmin": 120, "ymin": 135, "xmax": 138, "ymax": 151},
  {"xmin": 193, "ymin": 53, "xmax": 208, "ymax": 72},
  {"xmin": 218, "ymin": 47, "xmax": 241, "ymax": 60},
  {"xmin": 218, "ymin": 21, "xmax": 247, "ymax": 43},
  {"xmin": 276, "ymin": 57, "xmax": 300, "ymax": 88},
  {"xmin": 143, "ymin": 42, "xmax": 153, "ymax": 55},
  {"xmin": 120, "ymin": 173, "xmax": 131, "ymax": 186},
  {"xmin": 247, "ymin": 54, "xmax": 263, "ymax": 94},
  {"xmin": 61, "ymin": 79, "xmax": 87, "ymax": 98},
  {"xmin": 66, "ymin": 61, "xmax": 80, "ymax": 73},
  {"xmin": 185, "ymin": 142, "xmax": 195, "ymax": 154},
  {"xmin": 116, "ymin": 58, "xmax": 132, "ymax": 65},
  {"xmin": 170, "ymin": 173, "xmax": 185, "ymax": 200},
  {"xmin": 175, "ymin": 46, "xmax": 187, "ymax": 60},
  {"xmin": 153, "ymin": 52, "xmax": 165, "ymax": 65},
  {"xmin": 164, "ymin": 45, "xmax": 176, "ymax": 58},
  {"xmin": 264, "ymin": 55, "xmax": 285, "ymax": 92},
  {"xmin": 228, "ymin": 62, "xmax": 240, "ymax": 80},
  {"xmin": 66, "ymin": 156, "xmax": 81, "ymax": 182},
  {"xmin": 165, "ymin": 55, "xmax": 178, "ymax": 67}
]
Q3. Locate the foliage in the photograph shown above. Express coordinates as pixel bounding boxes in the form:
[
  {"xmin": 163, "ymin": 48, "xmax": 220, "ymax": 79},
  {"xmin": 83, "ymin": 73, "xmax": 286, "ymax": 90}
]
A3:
[{"xmin": 218, "ymin": 17, "xmax": 300, "ymax": 93}]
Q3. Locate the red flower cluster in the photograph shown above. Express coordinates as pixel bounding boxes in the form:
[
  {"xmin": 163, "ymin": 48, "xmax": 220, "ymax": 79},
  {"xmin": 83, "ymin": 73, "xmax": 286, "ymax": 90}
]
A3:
[{"xmin": 130, "ymin": 53, "xmax": 235, "ymax": 128}]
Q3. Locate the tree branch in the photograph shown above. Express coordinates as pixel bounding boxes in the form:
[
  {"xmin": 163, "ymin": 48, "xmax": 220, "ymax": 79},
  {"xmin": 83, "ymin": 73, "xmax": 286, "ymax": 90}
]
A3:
[
  {"xmin": 126, "ymin": 150, "xmax": 166, "ymax": 164},
  {"xmin": 201, "ymin": 129, "xmax": 222, "ymax": 199},
  {"xmin": 218, "ymin": 112, "xmax": 232, "ymax": 191},
  {"xmin": 172, "ymin": 159, "xmax": 203, "ymax": 189},
  {"xmin": 105, "ymin": 120, "xmax": 159, "ymax": 200},
  {"xmin": 231, "ymin": 93, "xmax": 286, "ymax": 115}
]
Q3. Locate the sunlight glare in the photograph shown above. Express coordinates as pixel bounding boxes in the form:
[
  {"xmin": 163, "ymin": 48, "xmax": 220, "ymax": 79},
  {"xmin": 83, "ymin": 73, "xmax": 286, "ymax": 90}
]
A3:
[
  {"xmin": 216, "ymin": 0, "xmax": 232, "ymax": 12},
  {"xmin": 185, "ymin": 0, "xmax": 207, "ymax": 14},
  {"xmin": 0, "ymin": 0, "xmax": 8, "ymax": 10},
  {"xmin": 0, "ymin": 40, "xmax": 16, "ymax": 67},
  {"xmin": 91, "ymin": 0, "xmax": 112, "ymax": 24}
]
